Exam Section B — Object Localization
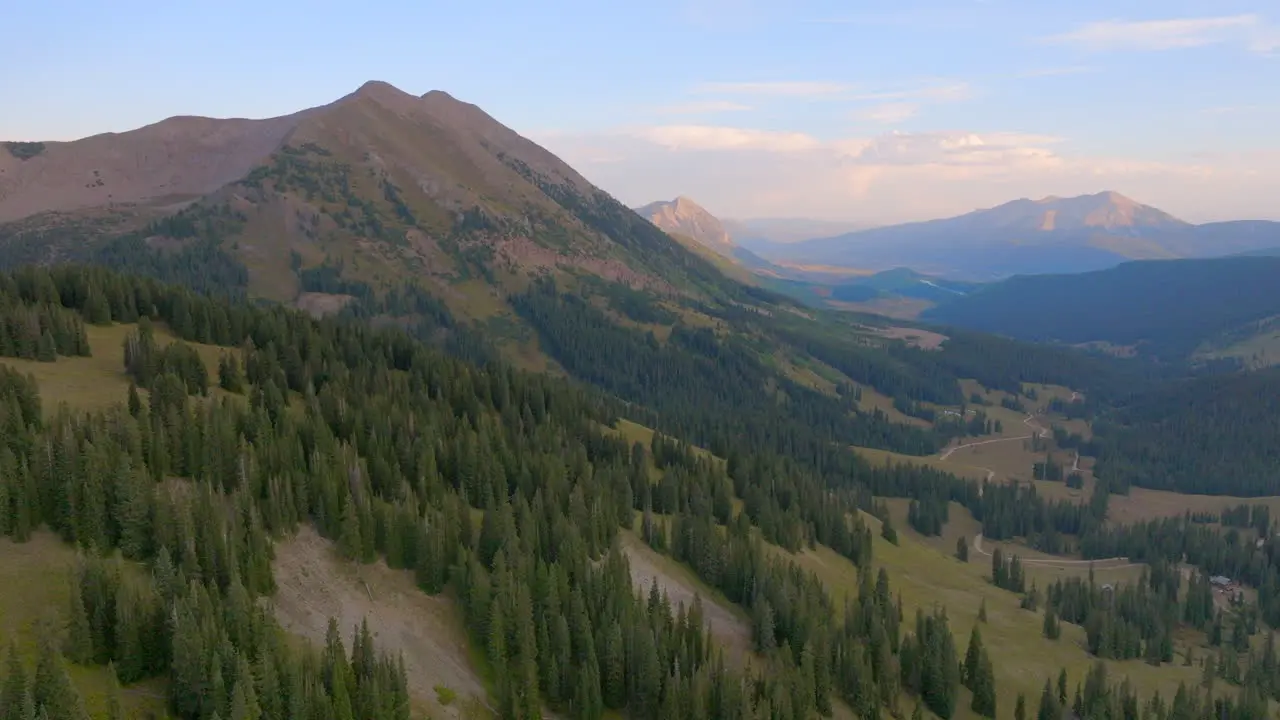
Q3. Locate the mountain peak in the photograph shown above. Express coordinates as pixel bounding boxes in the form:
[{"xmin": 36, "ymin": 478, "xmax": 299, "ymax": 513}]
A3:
[
  {"xmin": 987, "ymin": 191, "xmax": 1187, "ymax": 232},
  {"xmin": 637, "ymin": 196, "xmax": 735, "ymax": 255}
]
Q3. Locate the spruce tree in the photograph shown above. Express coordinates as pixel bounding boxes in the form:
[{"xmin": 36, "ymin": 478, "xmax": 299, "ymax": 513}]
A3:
[
  {"xmin": 0, "ymin": 642, "xmax": 27, "ymax": 720},
  {"xmin": 1042, "ymin": 607, "xmax": 1060, "ymax": 640},
  {"xmin": 105, "ymin": 665, "xmax": 121, "ymax": 720},
  {"xmin": 62, "ymin": 585, "xmax": 93, "ymax": 666},
  {"xmin": 1037, "ymin": 677, "xmax": 1058, "ymax": 720},
  {"xmin": 970, "ymin": 650, "xmax": 997, "ymax": 718},
  {"xmin": 963, "ymin": 625, "xmax": 984, "ymax": 689},
  {"xmin": 31, "ymin": 636, "xmax": 86, "ymax": 720}
]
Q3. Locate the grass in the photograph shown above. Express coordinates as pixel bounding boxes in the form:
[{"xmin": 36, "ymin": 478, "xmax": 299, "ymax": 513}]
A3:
[
  {"xmin": 0, "ymin": 323, "xmax": 233, "ymax": 416},
  {"xmin": 856, "ymin": 447, "xmax": 991, "ymax": 482},
  {"xmin": 857, "ymin": 386, "xmax": 930, "ymax": 427},
  {"xmin": 1196, "ymin": 318, "xmax": 1280, "ymax": 369},
  {"xmin": 782, "ymin": 516, "xmax": 1202, "ymax": 720},
  {"xmin": 0, "ymin": 533, "xmax": 171, "ymax": 719}
]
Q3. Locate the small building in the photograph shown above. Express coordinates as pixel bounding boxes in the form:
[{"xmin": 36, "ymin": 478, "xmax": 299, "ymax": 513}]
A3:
[{"xmin": 1210, "ymin": 575, "xmax": 1236, "ymax": 590}]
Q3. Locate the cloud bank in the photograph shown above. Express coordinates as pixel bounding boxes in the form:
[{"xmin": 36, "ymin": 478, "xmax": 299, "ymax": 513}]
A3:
[
  {"xmin": 1044, "ymin": 14, "xmax": 1278, "ymax": 54},
  {"xmin": 535, "ymin": 124, "xmax": 1277, "ymax": 225}
]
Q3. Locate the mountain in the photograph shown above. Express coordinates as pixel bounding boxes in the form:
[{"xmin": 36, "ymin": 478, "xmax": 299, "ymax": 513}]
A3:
[
  {"xmin": 0, "ymin": 81, "xmax": 770, "ymax": 322},
  {"xmin": 763, "ymin": 192, "xmax": 1280, "ymax": 280},
  {"xmin": 923, "ymin": 255, "xmax": 1280, "ymax": 362},
  {"xmin": 635, "ymin": 196, "xmax": 735, "ymax": 256}
]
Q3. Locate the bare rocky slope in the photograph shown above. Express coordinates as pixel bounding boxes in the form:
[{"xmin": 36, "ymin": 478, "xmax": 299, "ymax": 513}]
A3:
[{"xmin": 635, "ymin": 196, "xmax": 735, "ymax": 256}]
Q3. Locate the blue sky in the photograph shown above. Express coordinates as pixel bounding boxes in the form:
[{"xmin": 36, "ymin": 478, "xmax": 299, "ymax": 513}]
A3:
[{"xmin": 3, "ymin": 0, "xmax": 1276, "ymax": 223}]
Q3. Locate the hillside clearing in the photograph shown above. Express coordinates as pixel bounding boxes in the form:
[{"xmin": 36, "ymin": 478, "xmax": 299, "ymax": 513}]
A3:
[
  {"xmin": 618, "ymin": 531, "xmax": 755, "ymax": 665},
  {"xmin": 0, "ymin": 322, "xmax": 232, "ymax": 415},
  {"xmin": 270, "ymin": 527, "xmax": 489, "ymax": 719},
  {"xmin": 0, "ymin": 533, "xmax": 171, "ymax": 719},
  {"xmin": 787, "ymin": 517, "xmax": 1202, "ymax": 720}
]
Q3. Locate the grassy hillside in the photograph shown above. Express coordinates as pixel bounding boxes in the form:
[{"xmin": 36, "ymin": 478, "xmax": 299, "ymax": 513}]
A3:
[
  {"xmin": 0, "ymin": 322, "xmax": 227, "ymax": 415},
  {"xmin": 0, "ymin": 534, "xmax": 171, "ymax": 720}
]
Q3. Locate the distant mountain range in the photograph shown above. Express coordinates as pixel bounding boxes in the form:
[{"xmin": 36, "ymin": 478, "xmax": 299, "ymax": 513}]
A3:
[{"xmin": 754, "ymin": 192, "xmax": 1280, "ymax": 281}]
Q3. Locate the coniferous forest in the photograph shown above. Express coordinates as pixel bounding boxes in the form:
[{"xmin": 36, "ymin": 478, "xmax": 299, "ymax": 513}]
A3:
[{"xmin": 0, "ymin": 259, "xmax": 1276, "ymax": 719}]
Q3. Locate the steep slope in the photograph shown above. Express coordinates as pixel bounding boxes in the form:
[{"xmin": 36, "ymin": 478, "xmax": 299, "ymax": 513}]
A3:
[
  {"xmin": 0, "ymin": 82, "xmax": 759, "ymax": 316},
  {"xmin": 636, "ymin": 196, "xmax": 734, "ymax": 256},
  {"xmin": 923, "ymin": 256, "xmax": 1280, "ymax": 361},
  {"xmin": 0, "ymin": 112, "xmax": 312, "ymax": 222},
  {"xmin": 766, "ymin": 192, "xmax": 1280, "ymax": 280}
]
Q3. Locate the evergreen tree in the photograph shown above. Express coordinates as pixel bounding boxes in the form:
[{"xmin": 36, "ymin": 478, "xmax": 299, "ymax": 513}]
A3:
[
  {"xmin": 0, "ymin": 642, "xmax": 27, "ymax": 720},
  {"xmin": 31, "ymin": 637, "xmax": 86, "ymax": 720},
  {"xmin": 1042, "ymin": 607, "xmax": 1060, "ymax": 640},
  {"xmin": 62, "ymin": 585, "xmax": 92, "ymax": 666},
  {"xmin": 963, "ymin": 625, "xmax": 985, "ymax": 689},
  {"xmin": 1036, "ymin": 677, "xmax": 1058, "ymax": 720},
  {"xmin": 970, "ymin": 650, "xmax": 997, "ymax": 718}
]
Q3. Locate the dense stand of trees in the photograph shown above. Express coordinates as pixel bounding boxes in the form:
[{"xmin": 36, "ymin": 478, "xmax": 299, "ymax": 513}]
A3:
[
  {"xmin": 1091, "ymin": 366, "xmax": 1280, "ymax": 496},
  {"xmin": 923, "ymin": 256, "xmax": 1280, "ymax": 362},
  {"xmin": 0, "ymin": 264, "xmax": 996, "ymax": 720}
]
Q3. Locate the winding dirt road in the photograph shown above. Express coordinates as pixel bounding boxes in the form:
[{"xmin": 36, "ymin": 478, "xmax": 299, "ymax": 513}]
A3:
[
  {"xmin": 936, "ymin": 396, "xmax": 1134, "ymax": 569},
  {"xmin": 937, "ymin": 413, "xmax": 1050, "ymax": 482},
  {"xmin": 970, "ymin": 533, "xmax": 1139, "ymax": 569}
]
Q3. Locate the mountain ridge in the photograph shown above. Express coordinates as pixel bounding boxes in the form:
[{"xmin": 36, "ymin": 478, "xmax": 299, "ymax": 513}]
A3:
[
  {"xmin": 0, "ymin": 80, "xmax": 765, "ymax": 319},
  {"xmin": 759, "ymin": 191, "xmax": 1280, "ymax": 280}
]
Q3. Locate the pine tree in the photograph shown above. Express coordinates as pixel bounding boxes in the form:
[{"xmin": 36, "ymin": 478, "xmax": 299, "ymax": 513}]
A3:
[
  {"xmin": 32, "ymin": 636, "xmax": 87, "ymax": 720},
  {"xmin": 63, "ymin": 584, "xmax": 92, "ymax": 666},
  {"xmin": 338, "ymin": 499, "xmax": 362, "ymax": 561},
  {"xmin": 105, "ymin": 665, "xmax": 121, "ymax": 720},
  {"xmin": 84, "ymin": 287, "xmax": 111, "ymax": 326},
  {"xmin": 35, "ymin": 331, "xmax": 56, "ymax": 363},
  {"xmin": 963, "ymin": 625, "xmax": 984, "ymax": 689},
  {"xmin": 1037, "ymin": 677, "xmax": 1059, "ymax": 720},
  {"xmin": 0, "ymin": 642, "xmax": 27, "ymax": 720},
  {"xmin": 978, "ymin": 598, "xmax": 988, "ymax": 623},
  {"xmin": 1042, "ymin": 607, "xmax": 1060, "ymax": 640},
  {"xmin": 1014, "ymin": 692, "xmax": 1026, "ymax": 720},
  {"xmin": 126, "ymin": 381, "xmax": 142, "ymax": 417},
  {"xmin": 956, "ymin": 536, "xmax": 969, "ymax": 562},
  {"xmin": 970, "ymin": 650, "xmax": 997, "ymax": 718}
]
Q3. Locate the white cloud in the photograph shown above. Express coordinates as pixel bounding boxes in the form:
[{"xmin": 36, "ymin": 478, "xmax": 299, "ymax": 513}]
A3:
[
  {"xmin": 848, "ymin": 82, "xmax": 973, "ymax": 103},
  {"xmin": 690, "ymin": 81, "xmax": 853, "ymax": 97},
  {"xmin": 532, "ymin": 124, "xmax": 1273, "ymax": 225},
  {"xmin": 855, "ymin": 103, "xmax": 919, "ymax": 124},
  {"xmin": 1043, "ymin": 14, "xmax": 1274, "ymax": 53},
  {"xmin": 653, "ymin": 100, "xmax": 752, "ymax": 115},
  {"xmin": 634, "ymin": 125, "xmax": 822, "ymax": 152}
]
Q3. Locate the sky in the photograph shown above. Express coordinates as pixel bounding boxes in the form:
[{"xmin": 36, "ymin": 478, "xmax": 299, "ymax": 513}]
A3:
[{"xmin": 2, "ymin": 0, "xmax": 1277, "ymax": 224}]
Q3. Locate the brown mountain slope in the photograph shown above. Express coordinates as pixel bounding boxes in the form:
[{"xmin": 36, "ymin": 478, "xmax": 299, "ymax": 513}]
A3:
[
  {"xmin": 0, "ymin": 110, "xmax": 313, "ymax": 222},
  {"xmin": 1, "ymin": 81, "xmax": 748, "ymax": 321},
  {"xmin": 636, "ymin": 196, "xmax": 735, "ymax": 256}
]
